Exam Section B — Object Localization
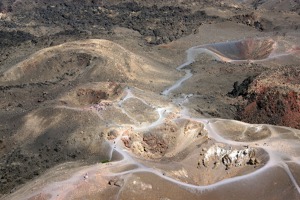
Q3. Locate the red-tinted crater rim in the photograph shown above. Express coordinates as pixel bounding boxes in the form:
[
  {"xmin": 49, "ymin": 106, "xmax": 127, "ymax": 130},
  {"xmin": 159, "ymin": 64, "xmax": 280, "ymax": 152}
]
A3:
[{"xmin": 204, "ymin": 38, "xmax": 276, "ymax": 61}]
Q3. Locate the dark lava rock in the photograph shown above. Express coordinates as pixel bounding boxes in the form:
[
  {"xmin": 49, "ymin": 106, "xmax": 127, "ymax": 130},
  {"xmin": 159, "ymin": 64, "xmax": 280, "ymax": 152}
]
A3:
[
  {"xmin": 0, "ymin": 31, "xmax": 35, "ymax": 48},
  {"xmin": 108, "ymin": 178, "xmax": 124, "ymax": 187},
  {"xmin": 228, "ymin": 76, "xmax": 255, "ymax": 97},
  {"xmin": 8, "ymin": 1, "xmax": 220, "ymax": 45}
]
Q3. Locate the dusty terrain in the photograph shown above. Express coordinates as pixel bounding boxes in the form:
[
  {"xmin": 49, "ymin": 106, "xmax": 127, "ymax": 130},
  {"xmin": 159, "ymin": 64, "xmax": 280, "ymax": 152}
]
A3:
[{"xmin": 0, "ymin": 0, "xmax": 299, "ymax": 199}]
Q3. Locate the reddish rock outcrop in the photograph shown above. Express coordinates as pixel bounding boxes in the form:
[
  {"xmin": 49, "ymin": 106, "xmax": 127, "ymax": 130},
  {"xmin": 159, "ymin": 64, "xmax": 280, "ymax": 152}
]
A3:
[{"xmin": 237, "ymin": 67, "xmax": 300, "ymax": 129}]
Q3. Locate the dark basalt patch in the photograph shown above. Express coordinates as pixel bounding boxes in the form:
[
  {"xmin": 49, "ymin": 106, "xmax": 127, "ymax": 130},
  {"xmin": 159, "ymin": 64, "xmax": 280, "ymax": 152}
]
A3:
[
  {"xmin": 9, "ymin": 2, "xmax": 220, "ymax": 45},
  {"xmin": 228, "ymin": 76, "xmax": 255, "ymax": 97},
  {"xmin": 232, "ymin": 12, "xmax": 273, "ymax": 31},
  {"xmin": 0, "ymin": 31, "xmax": 35, "ymax": 48}
]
